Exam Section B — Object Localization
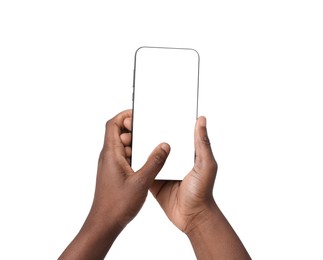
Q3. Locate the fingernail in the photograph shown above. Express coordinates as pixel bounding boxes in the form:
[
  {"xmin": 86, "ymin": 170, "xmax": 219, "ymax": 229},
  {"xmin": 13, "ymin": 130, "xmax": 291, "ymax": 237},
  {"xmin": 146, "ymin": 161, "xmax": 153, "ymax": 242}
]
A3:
[
  {"xmin": 161, "ymin": 143, "xmax": 170, "ymax": 154},
  {"xmin": 199, "ymin": 116, "xmax": 207, "ymax": 127}
]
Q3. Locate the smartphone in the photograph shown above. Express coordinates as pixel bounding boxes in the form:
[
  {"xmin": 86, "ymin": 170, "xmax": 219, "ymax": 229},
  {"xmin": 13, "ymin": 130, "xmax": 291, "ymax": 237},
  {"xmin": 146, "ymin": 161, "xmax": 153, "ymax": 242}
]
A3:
[{"xmin": 131, "ymin": 46, "xmax": 200, "ymax": 180}]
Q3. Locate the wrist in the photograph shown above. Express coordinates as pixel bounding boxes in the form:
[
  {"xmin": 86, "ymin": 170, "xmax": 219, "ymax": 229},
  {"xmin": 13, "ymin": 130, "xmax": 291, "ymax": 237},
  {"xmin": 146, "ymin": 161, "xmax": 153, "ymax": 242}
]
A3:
[
  {"xmin": 183, "ymin": 200, "xmax": 220, "ymax": 236},
  {"xmin": 186, "ymin": 202, "xmax": 251, "ymax": 260},
  {"xmin": 58, "ymin": 211, "xmax": 124, "ymax": 260},
  {"xmin": 84, "ymin": 206, "xmax": 125, "ymax": 240}
]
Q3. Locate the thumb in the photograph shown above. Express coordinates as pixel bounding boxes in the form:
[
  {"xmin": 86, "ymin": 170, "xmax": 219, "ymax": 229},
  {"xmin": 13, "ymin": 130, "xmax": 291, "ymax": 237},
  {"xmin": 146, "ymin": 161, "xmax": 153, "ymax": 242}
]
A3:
[
  {"xmin": 136, "ymin": 143, "xmax": 170, "ymax": 187},
  {"xmin": 194, "ymin": 116, "xmax": 217, "ymax": 179}
]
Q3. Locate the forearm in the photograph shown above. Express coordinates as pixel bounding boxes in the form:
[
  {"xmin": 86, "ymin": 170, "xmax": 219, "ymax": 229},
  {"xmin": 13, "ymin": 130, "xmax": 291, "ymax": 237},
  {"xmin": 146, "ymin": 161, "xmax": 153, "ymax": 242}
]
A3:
[
  {"xmin": 58, "ymin": 212, "xmax": 124, "ymax": 260},
  {"xmin": 187, "ymin": 204, "xmax": 251, "ymax": 260}
]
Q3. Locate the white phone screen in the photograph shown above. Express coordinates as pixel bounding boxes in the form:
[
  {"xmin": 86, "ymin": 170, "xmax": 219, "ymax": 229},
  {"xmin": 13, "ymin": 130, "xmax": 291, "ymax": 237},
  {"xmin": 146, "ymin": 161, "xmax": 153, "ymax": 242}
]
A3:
[{"xmin": 131, "ymin": 47, "xmax": 199, "ymax": 180}]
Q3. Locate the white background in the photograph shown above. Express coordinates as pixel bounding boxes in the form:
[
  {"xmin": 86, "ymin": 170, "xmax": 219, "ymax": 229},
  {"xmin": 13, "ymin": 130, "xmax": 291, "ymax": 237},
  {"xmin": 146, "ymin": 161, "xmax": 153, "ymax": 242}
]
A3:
[{"xmin": 0, "ymin": 1, "xmax": 322, "ymax": 259}]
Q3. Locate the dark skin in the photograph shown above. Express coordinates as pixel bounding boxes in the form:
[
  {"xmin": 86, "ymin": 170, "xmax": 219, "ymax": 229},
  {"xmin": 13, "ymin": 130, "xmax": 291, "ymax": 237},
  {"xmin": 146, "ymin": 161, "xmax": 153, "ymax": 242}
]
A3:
[{"xmin": 59, "ymin": 109, "xmax": 251, "ymax": 260}]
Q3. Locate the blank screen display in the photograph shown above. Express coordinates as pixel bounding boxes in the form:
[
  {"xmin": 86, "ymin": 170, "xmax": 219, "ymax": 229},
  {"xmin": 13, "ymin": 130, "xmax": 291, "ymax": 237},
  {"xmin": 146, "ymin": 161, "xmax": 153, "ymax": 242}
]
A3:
[{"xmin": 131, "ymin": 47, "xmax": 199, "ymax": 180}]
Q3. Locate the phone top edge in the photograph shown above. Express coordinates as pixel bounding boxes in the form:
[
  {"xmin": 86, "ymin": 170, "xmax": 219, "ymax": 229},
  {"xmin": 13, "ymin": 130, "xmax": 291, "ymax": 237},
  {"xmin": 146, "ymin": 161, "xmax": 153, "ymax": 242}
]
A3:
[{"xmin": 134, "ymin": 46, "xmax": 200, "ymax": 60}]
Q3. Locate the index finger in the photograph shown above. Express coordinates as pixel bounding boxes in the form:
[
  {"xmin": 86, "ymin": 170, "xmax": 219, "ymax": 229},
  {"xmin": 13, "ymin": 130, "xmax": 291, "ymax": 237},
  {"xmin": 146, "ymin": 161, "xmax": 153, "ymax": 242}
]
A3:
[{"xmin": 103, "ymin": 109, "xmax": 132, "ymax": 148}]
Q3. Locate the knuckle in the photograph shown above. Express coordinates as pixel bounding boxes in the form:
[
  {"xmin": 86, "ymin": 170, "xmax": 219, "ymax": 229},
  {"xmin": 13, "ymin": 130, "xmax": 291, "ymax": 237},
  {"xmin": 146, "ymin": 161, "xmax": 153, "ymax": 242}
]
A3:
[
  {"xmin": 105, "ymin": 119, "xmax": 113, "ymax": 129},
  {"xmin": 153, "ymin": 149, "xmax": 167, "ymax": 165},
  {"xmin": 202, "ymin": 134, "xmax": 211, "ymax": 145},
  {"xmin": 209, "ymin": 159, "xmax": 218, "ymax": 173},
  {"xmin": 196, "ymin": 156, "xmax": 218, "ymax": 173},
  {"xmin": 154, "ymin": 154, "xmax": 163, "ymax": 165}
]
